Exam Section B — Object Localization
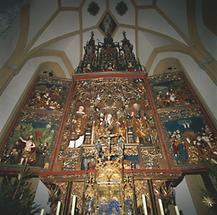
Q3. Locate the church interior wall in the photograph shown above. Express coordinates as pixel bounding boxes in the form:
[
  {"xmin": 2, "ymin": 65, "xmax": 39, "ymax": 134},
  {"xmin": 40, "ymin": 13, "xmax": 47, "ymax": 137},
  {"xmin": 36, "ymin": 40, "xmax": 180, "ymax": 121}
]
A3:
[
  {"xmin": 138, "ymin": 8, "xmax": 186, "ymax": 45},
  {"xmin": 0, "ymin": 13, "xmax": 20, "ymax": 68},
  {"xmin": 185, "ymin": 174, "xmax": 209, "ymax": 215},
  {"xmin": 46, "ymin": 34, "xmax": 81, "ymax": 70},
  {"xmin": 31, "ymin": 11, "xmax": 79, "ymax": 50},
  {"xmin": 156, "ymin": 0, "xmax": 189, "ymax": 38},
  {"xmin": 137, "ymin": 31, "xmax": 154, "ymax": 65},
  {"xmin": 174, "ymin": 177, "xmax": 197, "ymax": 215},
  {"xmin": 196, "ymin": 0, "xmax": 217, "ymax": 60},
  {"xmin": 202, "ymin": 0, "xmax": 217, "ymax": 37},
  {"xmin": 61, "ymin": 35, "xmax": 81, "ymax": 69},
  {"xmin": 27, "ymin": 0, "xmax": 58, "ymax": 44}
]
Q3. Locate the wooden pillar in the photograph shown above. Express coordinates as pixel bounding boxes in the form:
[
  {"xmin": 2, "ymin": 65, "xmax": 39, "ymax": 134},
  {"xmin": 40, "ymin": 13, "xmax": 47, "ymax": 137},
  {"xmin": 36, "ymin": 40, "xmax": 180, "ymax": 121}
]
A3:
[
  {"xmin": 147, "ymin": 179, "xmax": 158, "ymax": 215},
  {"xmin": 132, "ymin": 176, "xmax": 138, "ymax": 214},
  {"xmin": 63, "ymin": 181, "xmax": 73, "ymax": 215}
]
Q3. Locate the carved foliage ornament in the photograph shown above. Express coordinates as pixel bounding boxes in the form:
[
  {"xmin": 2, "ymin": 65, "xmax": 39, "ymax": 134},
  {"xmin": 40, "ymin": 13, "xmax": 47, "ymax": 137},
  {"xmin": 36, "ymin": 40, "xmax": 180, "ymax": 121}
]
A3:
[
  {"xmin": 88, "ymin": 1, "xmax": 100, "ymax": 16},
  {"xmin": 116, "ymin": 1, "xmax": 128, "ymax": 16}
]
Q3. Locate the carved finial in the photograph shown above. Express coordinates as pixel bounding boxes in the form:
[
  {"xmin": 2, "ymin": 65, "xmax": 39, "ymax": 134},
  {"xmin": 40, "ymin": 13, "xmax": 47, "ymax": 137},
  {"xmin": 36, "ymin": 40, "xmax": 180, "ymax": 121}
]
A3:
[{"xmin": 122, "ymin": 31, "xmax": 126, "ymax": 38}]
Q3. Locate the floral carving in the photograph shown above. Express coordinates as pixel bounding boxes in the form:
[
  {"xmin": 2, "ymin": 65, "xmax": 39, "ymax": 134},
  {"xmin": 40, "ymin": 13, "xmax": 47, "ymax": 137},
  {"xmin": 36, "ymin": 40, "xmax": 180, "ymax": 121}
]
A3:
[
  {"xmin": 116, "ymin": 1, "xmax": 128, "ymax": 16},
  {"xmin": 88, "ymin": 1, "xmax": 100, "ymax": 16}
]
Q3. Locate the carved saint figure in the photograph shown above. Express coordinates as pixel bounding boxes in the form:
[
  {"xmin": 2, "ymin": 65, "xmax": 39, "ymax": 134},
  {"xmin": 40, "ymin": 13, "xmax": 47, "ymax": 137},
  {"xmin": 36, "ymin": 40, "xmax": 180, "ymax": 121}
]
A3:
[
  {"xmin": 124, "ymin": 196, "xmax": 134, "ymax": 215},
  {"xmin": 72, "ymin": 105, "xmax": 87, "ymax": 136},
  {"xmin": 84, "ymin": 196, "xmax": 94, "ymax": 215},
  {"xmin": 19, "ymin": 136, "xmax": 36, "ymax": 165}
]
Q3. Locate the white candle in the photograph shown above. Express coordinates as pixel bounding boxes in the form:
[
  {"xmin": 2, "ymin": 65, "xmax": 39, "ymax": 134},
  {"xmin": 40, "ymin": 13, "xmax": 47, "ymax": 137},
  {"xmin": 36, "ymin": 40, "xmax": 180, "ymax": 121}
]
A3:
[
  {"xmin": 158, "ymin": 199, "xmax": 165, "ymax": 215},
  {"xmin": 71, "ymin": 195, "xmax": 77, "ymax": 215},
  {"xmin": 142, "ymin": 194, "xmax": 148, "ymax": 215},
  {"xmin": 56, "ymin": 201, "xmax": 61, "ymax": 215},
  {"xmin": 186, "ymin": 137, "xmax": 191, "ymax": 143},
  {"xmin": 175, "ymin": 205, "xmax": 180, "ymax": 215},
  {"xmin": 126, "ymin": 128, "xmax": 128, "ymax": 144},
  {"xmin": 91, "ymin": 121, "xmax": 95, "ymax": 144},
  {"xmin": 40, "ymin": 209, "xmax": 45, "ymax": 215}
]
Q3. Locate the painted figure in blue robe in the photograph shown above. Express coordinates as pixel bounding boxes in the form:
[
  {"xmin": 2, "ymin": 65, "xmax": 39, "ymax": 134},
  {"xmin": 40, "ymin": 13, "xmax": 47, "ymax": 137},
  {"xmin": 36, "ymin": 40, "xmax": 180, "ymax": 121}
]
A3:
[
  {"xmin": 177, "ymin": 142, "xmax": 188, "ymax": 164},
  {"xmin": 107, "ymin": 200, "xmax": 120, "ymax": 215}
]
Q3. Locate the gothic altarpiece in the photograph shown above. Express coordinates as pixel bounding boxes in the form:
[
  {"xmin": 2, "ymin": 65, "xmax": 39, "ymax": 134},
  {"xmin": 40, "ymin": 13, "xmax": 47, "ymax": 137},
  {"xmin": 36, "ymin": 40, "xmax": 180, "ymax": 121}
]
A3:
[{"xmin": 0, "ymin": 33, "xmax": 217, "ymax": 215}]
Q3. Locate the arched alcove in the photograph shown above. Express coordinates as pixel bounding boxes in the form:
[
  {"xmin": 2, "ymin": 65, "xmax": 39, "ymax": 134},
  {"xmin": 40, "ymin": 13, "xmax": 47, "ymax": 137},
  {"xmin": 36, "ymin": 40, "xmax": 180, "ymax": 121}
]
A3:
[
  {"xmin": 37, "ymin": 61, "xmax": 67, "ymax": 79},
  {"xmin": 152, "ymin": 58, "xmax": 183, "ymax": 75}
]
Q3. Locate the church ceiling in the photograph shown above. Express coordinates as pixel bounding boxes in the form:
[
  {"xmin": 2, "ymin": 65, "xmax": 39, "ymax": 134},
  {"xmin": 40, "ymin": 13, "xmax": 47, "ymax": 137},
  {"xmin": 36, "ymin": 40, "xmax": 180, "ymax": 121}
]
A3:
[
  {"xmin": 0, "ymin": 0, "xmax": 216, "ymax": 83},
  {"xmin": 24, "ymin": 0, "xmax": 192, "ymax": 69}
]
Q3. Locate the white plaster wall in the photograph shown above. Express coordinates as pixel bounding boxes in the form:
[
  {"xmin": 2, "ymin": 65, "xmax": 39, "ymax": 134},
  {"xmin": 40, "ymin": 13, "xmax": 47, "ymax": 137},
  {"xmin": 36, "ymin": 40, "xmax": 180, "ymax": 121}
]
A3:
[
  {"xmin": 48, "ymin": 35, "xmax": 81, "ymax": 69},
  {"xmin": 0, "ymin": 15, "xmax": 20, "ymax": 68},
  {"xmin": 149, "ymin": 52, "xmax": 217, "ymax": 121},
  {"xmin": 61, "ymin": 0, "xmax": 81, "ymax": 7},
  {"xmin": 157, "ymin": 0, "xmax": 189, "ymax": 38},
  {"xmin": 175, "ymin": 178, "xmax": 197, "ymax": 215},
  {"xmin": 138, "ymin": 9, "xmax": 186, "ymax": 45},
  {"xmin": 34, "ymin": 180, "xmax": 50, "ymax": 214},
  {"xmin": 0, "ymin": 56, "xmax": 71, "ymax": 133},
  {"xmin": 47, "ymin": 36, "xmax": 74, "ymax": 50},
  {"xmin": 134, "ymin": 0, "xmax": 153, "ymax": 6},
  {"xmin": 27, "ymin": 0, "xmax": 58, "ymax": 44},
  {"xmin": 32, "ymin": 11, "xmax": 79, "ymax": 49},
  {"xmin": 109, "ymin": 0, "xmax": 135, "ymax": 25},
  {"xmin": 196, "ymin": 0, "xmax": 217, "ymax": 60},
  {"xmin": 138, "ymin": 30, "xmax": 153, "ymax": 65},
  {"xmin": 142, "ymin": 31, "xmax": 173, "ymax": 47},
  {"xmin": 65, "ymin": 35, "xmax": 80, "ymax": 69},
  {"xmin": 82, "ymin": 0, "xmax": 106, "ymax": 29}
]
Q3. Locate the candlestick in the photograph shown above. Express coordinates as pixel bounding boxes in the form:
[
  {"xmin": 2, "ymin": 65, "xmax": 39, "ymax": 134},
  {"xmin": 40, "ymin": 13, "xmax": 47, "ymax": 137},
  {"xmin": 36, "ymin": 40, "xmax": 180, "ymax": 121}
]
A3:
[
  {"xmin": 175, "ymin": 205, "xmax": 180, "ymax": 215},
  {"xmin": 142, "ymin": 194, "xmax": 148, "ymax": 215},
  {"xmin": 71, "ymin": 195, "xmax": 77, "ymax": 215},
  {"xmin": 40, "ymin": 209, "xmax": 44, "ymax": 215},
  {"xmin": 158, "ymin": 199, "xmax": 165, "ymax": 215},
  {"xmin": 56, "ymin": 201, "xmax": 61, "ymax": 215}
]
